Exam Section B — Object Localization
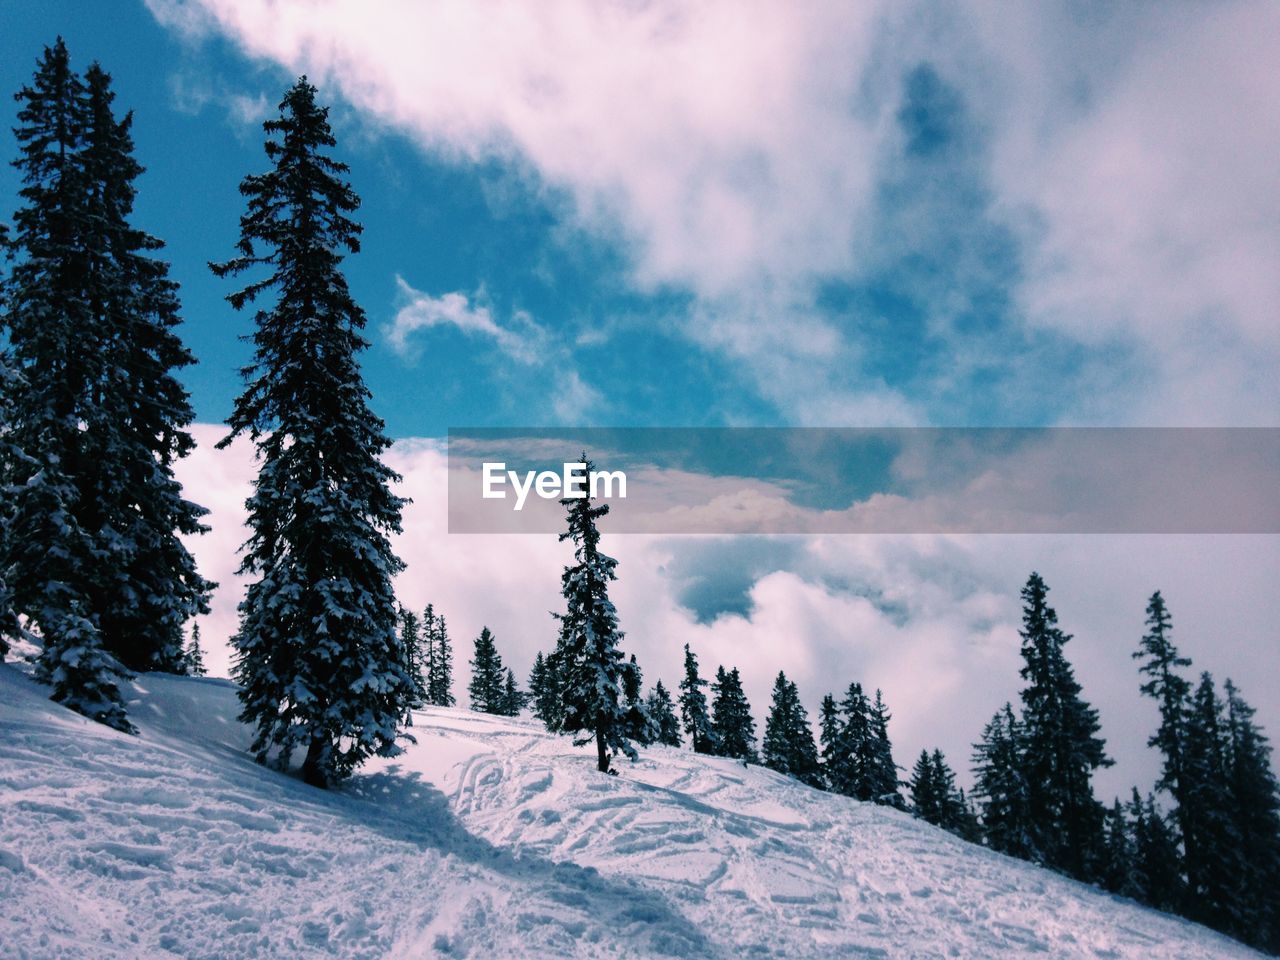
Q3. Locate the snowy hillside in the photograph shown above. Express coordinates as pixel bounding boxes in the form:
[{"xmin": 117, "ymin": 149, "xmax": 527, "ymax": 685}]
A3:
[{"xmin": 0, "ymin": 665, "xmax": 1262, "ymax": 959}]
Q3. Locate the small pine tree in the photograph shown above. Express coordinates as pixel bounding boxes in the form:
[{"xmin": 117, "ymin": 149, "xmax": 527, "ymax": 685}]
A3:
[
  {"xmin": 183, "ymin": 623, "xmax": 207, "ymax": 677},
  {"xmin": 399, "ymin": 607, "xmax": 427, "ymax": 713},
  {"xmin": 621, "ymin": 653, "xmax": 655, "ymax": 746},
  {"xmin": 971, "ymin": 703, "xmax": 1036, "ymax": 860},
  {"xmin": 868, "ymin": 689, "xmax": 903, "ymax": 807},
  {"xmin": 552, "ymin": 457, "xmax": 638, "ymax": 774},
  {"xmin": 530, "ymin": 649, "xmax": 565, "ymax": 731},
  {"xmin": 646, "ymin": 680, "xmax": 682, "ymax": 747},
  {"xmin": 819, "ymin": 693, "xmax": 844, "ymax": 791},
  {"xmin": 910, "ymin": 749, "xmax": 941, "ymax": 823},
  {"xmin": 711, "ymin": 666, "xmax": 757, "ymax": 762},
  {"xmin": 761, "ymin": 671, "xmax": 823, "ymax": 788},
  {"xmin": 1098, "ymin": 798, "xmax": 1139, "ymax": 898},
  {"xmin": 468, "ymin": 627, "xmax": 506, "ymax": 714},
  {"xmin": 212, "ymin": 78, "xmax": 412, "ymax": 787},
  {"xmin": 430, "ymin": 611, "xmax": 456, "ymax": 707},
  {"xmin": 678, "ymin": 643, "xmax": 717, "ymax": 754},
  {"xmin": 498, "ymin": 667, "xmax": 525, "ymax": 717}
]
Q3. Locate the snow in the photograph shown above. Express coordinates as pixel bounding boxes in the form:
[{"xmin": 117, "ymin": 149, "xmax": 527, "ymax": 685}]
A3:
[{"xmin": 0, "ymin": 664, "xmax": 1264, "ymax": 959}]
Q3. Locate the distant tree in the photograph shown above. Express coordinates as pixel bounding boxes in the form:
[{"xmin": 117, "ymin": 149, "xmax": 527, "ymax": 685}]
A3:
[
  {"xmin": 868, "ymin": 689, "xmax": 903, "ymax": 807},
  {"xmin": 646, "ymin": 680, "xmax": 682, "ymax": 747},
  {"xmin": 426, "ymin": 610, "xmax": 455, "ymax": 707},
  {"xmin": 971, "ymin": 703, "xmax": 1036, "ymax": 860},
  {"xmin": 620, "ymin": 653, "xmax": 655, "ymax": 746},
  {"xmin": 761, "ymin": 671, "xmax": 823, "ymax": 788},
  {"xmin": 819, "ymin": 693, "xmax": 844, "ymax": 791},
  {"xmin": 498, "ymin": 667, "xmax": 526, "ymax": 717},
  {"xmin": 1223, "ymin": 679, "xmax": 1280, "ymax": 952},
  {"xmin": 212, "ymin": 78, "xmax": 413, "ymax": 787},
  {"xmin": 711, "ymin": 666, "xmax": 757, "ymax": 762},
  {"xmin": 552, "ymin": 458, "xmax": 640, "ymax": 774},
  {"xmin": 1017, "ymin": 572, "xmax": 1110, "ymax": 880},
  {"xmin": 678, "ymin": 643, "xmax": 717, "ymax": 755},
  {"xmin": 468, "ymin": 627, "xmax": 506, "ymax": 714},
  {"xmin": 530, "ymin": 649, "xmax": 564, "ymax": 731},
  {"xmin": 399, "ymin": 607, "xmax": 427, "ymax": 713},
  {"xmin": 1128, "ymin": 789, "xmax": 1184, "ymax": 913},
  {"xmin": 1097, "ymin": 798, "xmax": 1139, "ymax": 898},
  {"xmin": 910, "ymin": 749, "xmax": 942, "ymax": 823},
  {"xmin": 183, "ymin": 623, "xmax": 207, "ymax": 677}
]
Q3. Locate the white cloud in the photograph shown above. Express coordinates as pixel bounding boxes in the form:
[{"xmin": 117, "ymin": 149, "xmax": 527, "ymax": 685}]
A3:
[
  {"xmin": 176, "ymin": 426, "xmax": 1280, "ymax": 802},
  {"xmin": 387, "ymin": 278, "xmax": 546, "ymax": 364}
]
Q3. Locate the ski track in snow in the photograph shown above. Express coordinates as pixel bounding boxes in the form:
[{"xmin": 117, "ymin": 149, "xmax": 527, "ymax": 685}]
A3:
[{"xmin": 0, "ymin": 665, "xmax": 1263, "ymax": 959}]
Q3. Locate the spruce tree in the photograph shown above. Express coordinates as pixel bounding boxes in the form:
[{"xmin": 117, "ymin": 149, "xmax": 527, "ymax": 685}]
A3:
[
  {"xmin": 212, "ymin": 78, "xmax": 412, "ymax": 787},
  {"xmin": 819, "ymin": 693, "xmax": 845, "ymax": 792},
  {"xmin": 761, "ymin": 671, "xmax": 823, "ymax": 788},
  {"xmin": 399, "ymin": 607, "xmax": 427, "ymax": 712},
  {"xmin": 1223, "ymin": 679, "xmax": 1280, "ymax": 952},
  {"xmin": 3, "ymin": 40, "xmax": 132, "ymax": 729},
  {"xmin": 868, "ymin": 689, "xmax": 903, "ymax": 806},
  {"xmin": 711, "ymin": 665, "xmax": 757, "ymax": 762},
  {"xmin": 646, "ymin": 680, "xmax": 682, "ymax": 747},
  {"xmin": 530, "ymin": 649, "xmax": 565, "ymax": 731},
  {"xmin": 971, "ymin": 703, "xmax": 1036, "ymax": 860},
  {"xmin": 678, "ymin": 643, "xmax": 717, "ymax": 754},
  {"xmin": 468, "ymin": 626, "xmax": 506, "ymax": 713},
  {"xmin": 427, "ymin": 610, "xmax": 455, "ymax": 707},
  {"xmin": 552, "ymin": 458, "xmax": 639, "ymax": 774},
  {"xmin": 499, "ymin": 667, "xmax": 525, "ymax": 717},
  {"xmin": 910, "ymin": 749, "xmax": 941, "ymax": 823},
  {"xmin": 621, "ymin": 653, "xmax": 655, "ymax": 745},
  {"xmin": 1128, "ymin": 789, "xmax": 1185, "ymax": 913},
  {"xmin": 183, "ymin": 623, "xmax": 207, "ymax": 677},
  {"xmin": 1017, "ymin": 572, "xmax": 1110, "ymax": 880},
  {"xmin": 1098, "ymin": 799, "xmax": 1139, "ymax": 898}
]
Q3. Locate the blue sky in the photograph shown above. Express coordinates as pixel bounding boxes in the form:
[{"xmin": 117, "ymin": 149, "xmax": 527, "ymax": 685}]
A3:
[
  {"xmin": 4, "ymin": 1, "xmax": 1278, "ymax": 796},
  {"xmin": 9, "ymin": 1, "xmax": 1274, "ymax": 437}
]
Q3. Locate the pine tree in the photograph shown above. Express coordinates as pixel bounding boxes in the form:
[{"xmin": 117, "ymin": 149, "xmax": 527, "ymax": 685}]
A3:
[
  {"xmin": 910, "ymin": 749, "xmax": 941, "ymax": 823},
  {"xmin": 646, "ymin": 680, "xmax": 682, "ymax": 747},
  {"xmin": 971, "ymin": 703, "xmax": 1036, "ymax": 860},
  {"xmin": 1128, "ymin": 789, "xmax": 1185, "ymax": 913},
  {"xmin": 819, "ymin": 693, "xmax": 845, "ymax": 792},
  {"xmin": 0, "ymin": 345, "xmax": 24, "ymax": 660},
  {"xmin": 1180, "ymin": 672, "xmax": 1240, "ymax": 930},
  {"xmin": 678, "ymin": 643, "xmax": 717, "ymax": 755},
  {"xmin": 530, "ymin": 649, "xmax": 565, "ymax": 731},
  {"xmin": 552, "ymin": 457, "xmax": 638, "ymax": 774},
  {"xmin": 398, "ymin": 607, "xmax": 427, "ymax": 715},
  {"xmin": 1097, "ymin": 798, "xmax": 1139, "ymax": 898},
  {"xmin": 426, "ymin": 610, "xmax": 455, "ymax": 707},
  {"xmin": 761, "ymin": 671, "xmax": 823, "ymax": 788},
  {"xmin": 468, "ymin": 626, "xmax": 506, "ymax": 714},
  {"xmin": 499, "ymin": 667, "xmax": 525, "ymax": 717},
  {"xmin": 711, "ymin": 665, "xmax": 757, "ymax": 762},
  {"xmin": 621, "ymin": 653, "xmax": 654, "ymax": 746},
  {"xmin": 183, "ymin": 623, "xmax": 207, "ymax": 677},
  {"xmin": 1017, "ymin": 572, "xmax": 1110, "ymax": 880},
  {"xmin": 868, "ymin": 689, "xmax": 903, "ymax": 806},
  {"xmin": 912, "ymin": 749, "xmax": 972, "ymax": 837},
  {"xmin": 2, "ymin": 40, "xmax": 132, "ymax": 730},
  {"xmin": 1223, "ymin": 679, "xmax": 1280, "ymax": 952},
  {"xmin": 212, "ymin": 78, "xmax": 412, "ymax": 787}
]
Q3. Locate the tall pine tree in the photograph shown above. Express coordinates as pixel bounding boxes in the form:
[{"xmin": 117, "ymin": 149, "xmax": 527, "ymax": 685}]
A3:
[
  {"xmin": 1017, "ymin": 572, "xmax": 1110, "ymax": 880},
  {"xmin": 468, "ymin": 626, "xmax": 506, "ymax": 714},
  {"xmin": 212, "ymin": 78, "xmax": 412, "ymax": 787},
  {"xmin": 711, "ymin": 665, "xmax": 757, "ymax": 762},
  {"xmin": 425, "ymin": 608, "xmax": 455, "ymax": 707},
  {"xmin": 553, "ymin": 459, "xmax": 640, "ymax": 774}
]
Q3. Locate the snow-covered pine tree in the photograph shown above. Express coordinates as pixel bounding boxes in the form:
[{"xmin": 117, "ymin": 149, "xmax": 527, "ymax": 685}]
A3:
[
  {"xmin": 77, "ymin": 63, "xmax": 212, "ymax": 673},
  {"xmin": 211, "ymin": 78, "xmax": 412, "ymax": 787},
  {"xmin": 678, "ymin": 643, "xmax": 717, "ymax": 754},
  {"xmin": 819, "ymin": 692, "xmax": 844, "ymax": 792},
  {"xmin": 427, "ymin": 610, "xmax": 455, "ymax": 707},
  {"xmin": 971, "ymin": 702, "xmax": 1036, "ymax": 860},
  {"xmin": 183, "ymin": 623, "xmax": 207, "ymax": 677},
  {"xmin": 711, "ymin": 665, "xmax": 757, "ymax": 762},
  {"xmin": 1222, "ymin": 679, "xmax": 1280, "ymax": 953},
  {"xmin": 1017, "ymin": 572, "xmax": 1110, "ymax": 881},
  {"xmin": 761, "ymin": 671, "xmax": 823, "ymax": 788},
  {"xmin": 468, "ymin": 626, "xmax": 506, "ymax": 714},
  {"xmin": 0, "ymin": 226, "xmax": 16, "ymax": 661},
  {"xmin": 399, "ymin": 607, "xmax": 427, "ymax": 712},
  {"xmin": 1128, "ymin": 788, "xmax": 1184, "ymax": 913},
  {"xmin": 645, "ymin": 680, "xmax": 682, "ymax": 747},
  {"xmin": 552, "ymin": 458, "xmax": 638, "ymax": 774},
  {"xmin": 2, "ymin": 40, "xmax": 131, "ymax": 730}
]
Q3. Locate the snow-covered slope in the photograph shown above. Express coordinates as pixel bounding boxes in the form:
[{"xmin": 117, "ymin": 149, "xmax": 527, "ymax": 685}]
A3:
[{"xmin": 0, "ymin": 665, "xmax": 1262, "ymax": 959}]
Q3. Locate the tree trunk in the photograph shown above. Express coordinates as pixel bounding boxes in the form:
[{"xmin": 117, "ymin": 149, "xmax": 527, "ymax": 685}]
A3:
[
  {"xmin": 302, "ymin": 735, "xmax": 328, "ymax": 788},
  {"xmin": 596, "ymin": 721, "xmax": 610, "ymax": 774}
]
